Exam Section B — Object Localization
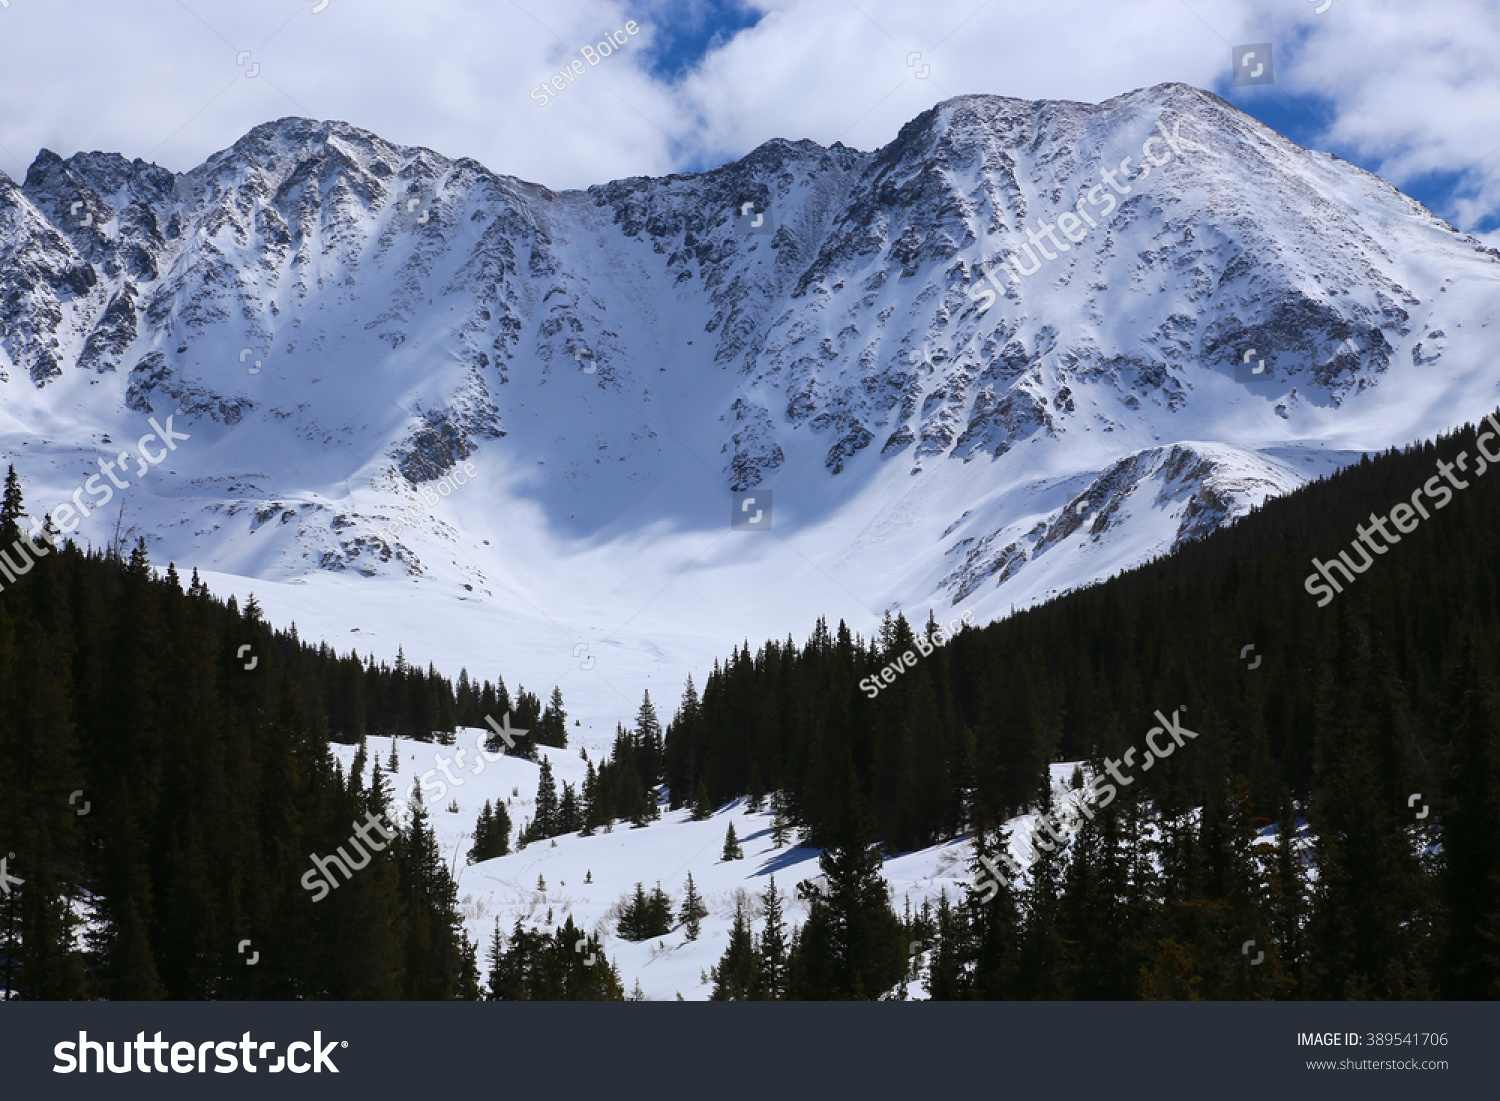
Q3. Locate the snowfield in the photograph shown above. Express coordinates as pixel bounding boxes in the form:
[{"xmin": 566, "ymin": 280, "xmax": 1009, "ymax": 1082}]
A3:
[{"xmin": 332, "ymin": 736, "xmax": 1090, "ymax": 999}]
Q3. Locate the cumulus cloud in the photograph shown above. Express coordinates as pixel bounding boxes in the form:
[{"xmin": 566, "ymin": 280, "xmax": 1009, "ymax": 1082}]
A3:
[
  {"xmin": 0, "ymin": 0, "xmax": 1493, "ymax": 231},
  {"xmin": 1275, "ymin": 0, "xmax": 1500, "ymax": 232}
]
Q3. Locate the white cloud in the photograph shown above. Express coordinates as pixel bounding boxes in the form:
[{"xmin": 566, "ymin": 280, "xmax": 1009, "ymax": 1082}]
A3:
[
  {"xmin": 0, "ymin": 0, "xmax": 1494, "ymax": 230},
  {"xmin": 1278, "ymin": 0, "xmax": 1500, "ymax": 229}
]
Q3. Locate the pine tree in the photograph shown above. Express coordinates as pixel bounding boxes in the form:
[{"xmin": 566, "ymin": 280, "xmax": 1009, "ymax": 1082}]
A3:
[
  {"xmin": 786, "ymin": 771, "xmax": 906, "ymax": 999},
  {"xmin": 468, "ymin": 801, "xmax": 495, "ymax": 865},
  {"xmin": 527, "ymin": 757, "xmax": 559, "ymax": 843},
  {"xmin": 1267, "ymin": 788, "xmax": 1307, "ymax": 986},
  {"xmin": 1303, "ymin": 606, "xmax": 1429, "ymax": 999},
  {"xmin": 457, "ymin": 933, "xmax": 482, "ymax": 1000},
  {"xmin": 757, "ymin": 876, "xmax": 788, "ymax": 999},
  {"xmin": 467, "ymin": 799, "xmax": 511, "ymax": 863},
  {"xmin": 746, "ymin": 763, "xmax": 765, "ymax": 813},
  {"xmin": 924, "ymin": 891, "xmax": 965, "ymax": 1000},
  {"xmin": 493, "ymin": 674, "xmax": 513, "ymax": 724},
  {"xmin": 396, "ymin": 795, "xmax": 469, "ymax": 998},
  {"xmin": 665, "ymin": 676, "xmax": 701, "ymax": 808},
  {"xmin": 721, "ymin": 821, "xmax": 742, "ymax": 861},
  {"xmin": 485, "ymin": 919, "xmax": 506, "ymax": 1000},
  {"xmin": 1008, "ymin": 786, "xmax": 1068, "ymax": 1002},
  {"xmin": 580, "ymin": 760, "xmax": 599, "ymax": 836},
  {"xmin": 494, "ymin": 800, "xmax": 512, "ymax": 856},
  {"xmin": 635, "ymin": 690, "xmax": 663, "ymax": 783},
  {"xmin": 691, "ymin": 779, "xmax": 714, "ymax": 821},
  {"xmin": 559, "ymin": 781, "xmax": 579, "ymax": 835},
  {"xmin": 709, "ymin": 897, "xmax": 758, "ymax": 1000},
  {"xmin": 618, "ymin": 882, "xmax": 670, "ymax": 941},
  {"xmin": 680, "ymin": 873, "xmax": 707, "ymax": 941},
  {"xmin": 958, "ymin": 820, "xmax": 1021, "ymax": 999},
  {"xmin": 0, "ymin": 465, "xmax": 24, "ymax": 546},
  {"xmin": 770, "ymin": 790, "xmax": 793, "ymax": 848},
  {"xmin": 540, "ymin": 686, "xmax": 568, "ymax": 748},
  {"xmin": 648, "ymin": 883, "xmax": 673, "ymax": 937},
  {"xmin": 487, "ymin": 917, "xmax": 623, "ymax": 1000}
]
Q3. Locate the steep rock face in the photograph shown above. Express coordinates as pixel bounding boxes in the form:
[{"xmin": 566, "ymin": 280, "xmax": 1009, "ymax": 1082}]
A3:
[
  {"xmin": 937, "ymin": 442, "xmax": 1303, "ymax": 606},
  {"xmin": 0, "ymin": 85, "xmax": 1496, "ymax": 619}
]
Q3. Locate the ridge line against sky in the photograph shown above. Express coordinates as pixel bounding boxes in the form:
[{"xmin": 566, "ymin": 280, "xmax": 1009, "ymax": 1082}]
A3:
[{"xmin": 0, "ymin": 0, "xmax": 1496, "ymax": 243}]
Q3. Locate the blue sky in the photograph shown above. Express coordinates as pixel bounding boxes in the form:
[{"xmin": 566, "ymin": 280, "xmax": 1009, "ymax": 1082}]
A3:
[
  {"xmin": 1213, "ymin": 29, "xmax": 1498, "ymax": 236},
  {"xmin": 643, "ymin": 0, "xmax": 1499, "ymax": 237},
  {"xmin": 1233, "ymin": 86, "xmax": 1495, "ymax": 232},
  {"xmin": 635, "ymin": 0, "xmax": 763, "ymax": 83}
]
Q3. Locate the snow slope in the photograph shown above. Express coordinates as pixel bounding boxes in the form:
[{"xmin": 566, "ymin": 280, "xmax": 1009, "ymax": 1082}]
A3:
[{"xmin": 332, "ymin": 735, "xmax": 1095, "ymax": 999}]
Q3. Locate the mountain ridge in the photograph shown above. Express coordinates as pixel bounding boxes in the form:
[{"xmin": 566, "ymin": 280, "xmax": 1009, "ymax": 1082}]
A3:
[{"xmin": 2, "ymin": 82, "xmax": 1496, "ymax": 734}]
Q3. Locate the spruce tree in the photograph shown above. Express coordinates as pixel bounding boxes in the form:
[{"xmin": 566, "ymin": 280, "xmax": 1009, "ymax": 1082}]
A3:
[
  {"xmin": 958, "ymin": 821, "xmax": 1021, "ymax": 999},
  {"xmin": 0, "ymin": 465, "xmax": 24, "ymax": 545},
  {"xmin": 924, "ymin": 891, "xmax": 964, "ymax": 1000},
  {"xmin": 709, "ymin": 897, "xmax": 758, "ymax": 1000},
  {"xmin": 665, "ymin": 676, "xmax": 701, "ymax": 808},
  {"xmin": 770, "ymin": 791, "xmax": 793, "ymax": 848},
  {"xmin": 396, "ymin": 795, "xmax": 469, "ymax": 998},
  {"xmin": 634, "ymin": 690, "xmax": 663, "ymax": 784},
  {"xmin": 494, "ymin": 800, "xmax": 513, "ymax": 856},
  {"xmin": 691, "ymin": 780, "xmax": 714, "ymax": 821},
  {"xmin": 485, "ymin": 919, "xmax": 506, "ymax": 1000},
  {"xmin": 467, "ymin": 799, "xmax": 512, "ymax": 863},
  {"xmin": 746, "ymin": 763, "xmax": 765, "ymax": 813},
  {"xmin": 647, "ymin": 883, "xmax": 673, "ymax": 937},
  {"xmin": 1303, "ymin": 606, "xmax": 1429, "ymax": 999},
  {"xmin": 757, "ymin": 876, "xmax": 788, "ymax": 999},
  {"xmin": 468, "ymin": 801, "xmax": 495, "ymax": 865},
  {"xmin": 680, "ymin": 873, "xmax": 707, "ymax": 941},
  {"xmin": 580, "ymin": 760, "xmax": 599, "ymax": 836},
  {"xmin": 619, "ymin": 883, "xmax": 646, "ymax": 940},
  {"xmin": 722, "ymin": 821, "xmax": 742, "ymax": 861},
  {"xmin": 487, "ymin": 917, "xmax": 623, "ymax": 1000},
  {"xmin": 528, "ymin": 757, "xmax": 559, "ymax": 842},
  {"xmin": 559, "ymin": 782, "xmax": 579, "ymax": 835},
  {"xmin": 1012, "ymin": 784, "xmax": 1068, "ymax": 999},
  {"xmin": 786, "ymin": 771, "xmax": 906, "ymax": 999},
  {"xmin": 540, "ymin": 686, "xmax": 568, "ymax": 748}
]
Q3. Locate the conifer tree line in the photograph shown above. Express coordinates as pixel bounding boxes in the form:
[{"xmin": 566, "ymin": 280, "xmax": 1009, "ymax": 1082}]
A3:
[
  {"xmin": 484, "ymin": 916, "xmax": 623, "ymax": 1000},
  {"xmin": 573, "ymin": 693, "xmax": 667, "ymax": 832},
  {"xmin": 616, "ymin": 882, "xmax": 674, "ymax": 941},
  {"xmin": 6, "ymin": 400, "xmax": 1500, "ymax": 1000},
  {"xmin": 0, "ymin": 468, "xmax": 555, "ymax": 999},
  {"xmin": 467, "ymin": 799, "xmax": 513, "ymax": 864},
  {"xmin": 670, "ymin": 416, "xmax": 1500, "ymax": 999},
  {"xmin": 505, "ymin": 693, "xmax": 673, "ymax": 849}
]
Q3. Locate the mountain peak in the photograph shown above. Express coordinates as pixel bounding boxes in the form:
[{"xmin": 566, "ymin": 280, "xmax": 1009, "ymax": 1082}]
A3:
[{"xmin": 1, "ymin": 88, "xmax": 1496, "ymax": 666}]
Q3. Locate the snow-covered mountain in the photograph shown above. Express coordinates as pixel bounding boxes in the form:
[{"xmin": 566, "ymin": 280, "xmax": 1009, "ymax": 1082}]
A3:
[{"xmin": 3, "ymin": 82, "xmax": 1497, "ymax": 733}]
